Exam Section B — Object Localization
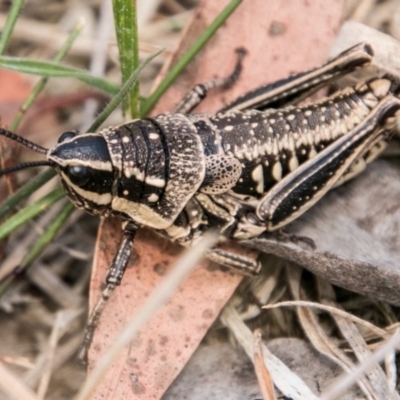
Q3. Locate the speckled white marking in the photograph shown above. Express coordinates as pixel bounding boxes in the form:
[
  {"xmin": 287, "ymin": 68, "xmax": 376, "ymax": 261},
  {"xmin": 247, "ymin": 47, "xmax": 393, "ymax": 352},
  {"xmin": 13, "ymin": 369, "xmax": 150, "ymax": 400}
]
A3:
[
  {"xmin": 149, "ymin": 133, "xmax": 160, "ymax": 140},
  {"xmin": 251, "ymin": 164, "xmax": 264, "ymax": 194},
  {"xmin": 145, "ymin": 176, "xmax": 165, "ymax": 187},
  {"xmin": 148, "ymin": 193, "xmax": 159, "ymax": 202},
  {"xmin": 288, "ymin": 156, "xmax": 299, "ymax": 171},
  {"xmin": 272, "ymin": 162, "xmax": 282, "ymax": 181},
  {"xmin": 124, "ymin": 167, "xmax": 144, "ymax": 180},
  {"xmin": 308, "ymin": 147, "xmax": 317, "ymax": 159}
]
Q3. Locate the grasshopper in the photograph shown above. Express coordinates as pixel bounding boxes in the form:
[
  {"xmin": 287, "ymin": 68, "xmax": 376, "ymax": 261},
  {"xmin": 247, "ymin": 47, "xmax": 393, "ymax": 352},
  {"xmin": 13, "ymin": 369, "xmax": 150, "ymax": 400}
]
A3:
[{"xmin": 1, "ymin": 42, "xmax": 399, "ymax": 361}]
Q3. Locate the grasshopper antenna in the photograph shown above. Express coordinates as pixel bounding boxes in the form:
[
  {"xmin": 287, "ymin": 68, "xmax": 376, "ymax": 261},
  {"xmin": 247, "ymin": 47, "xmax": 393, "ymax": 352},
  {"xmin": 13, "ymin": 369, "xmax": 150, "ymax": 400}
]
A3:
[
  {"xmin": 0, "ymin": 127, "xmax": 54, "ymax": 176},
  {"xmin": 0, "ymin": 127, "xmax": 49, "ymax": 154},
  {"xmin": 0, "ymin": 160, "xmax": 54, "ymax": 177}
]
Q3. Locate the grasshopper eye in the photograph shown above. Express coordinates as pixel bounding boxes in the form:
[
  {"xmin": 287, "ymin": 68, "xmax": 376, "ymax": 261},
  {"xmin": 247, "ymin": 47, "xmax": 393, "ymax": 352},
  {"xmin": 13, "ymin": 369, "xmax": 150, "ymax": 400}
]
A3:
[
  {"xmin": 67, "ymin": 165, "xmax": 91, "ymax": 186},
  {"xmin": 58, "ymin": 131, "xmax": 76, "ymax": 143}
]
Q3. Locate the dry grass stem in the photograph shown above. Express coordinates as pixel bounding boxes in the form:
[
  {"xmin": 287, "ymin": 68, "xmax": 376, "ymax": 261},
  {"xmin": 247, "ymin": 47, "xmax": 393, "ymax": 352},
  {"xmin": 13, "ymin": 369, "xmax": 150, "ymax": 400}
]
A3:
[
  {"xmin": 0, "ymin": 361, "xmax": 38, "ymax": 400},
  {"xmin": 221, "ymin": 303, "xmax": 318, "ymax": 400},
  {"xmin": 253, "ymin": 329, "xmax": 277, "ymax": 400},
  {"xmin": 320, "ymin": 329, "xmax": 400, "ymax": 400}
]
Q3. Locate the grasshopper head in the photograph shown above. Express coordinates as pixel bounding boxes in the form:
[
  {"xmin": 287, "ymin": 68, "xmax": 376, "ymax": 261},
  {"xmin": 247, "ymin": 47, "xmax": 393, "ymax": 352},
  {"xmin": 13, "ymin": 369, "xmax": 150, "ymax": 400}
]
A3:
[
  {"xmin": 0, "ymin": 128, "xmax": 116, "ymax": 217},
  {"xmin": 47, "ymin": 131, "xmax": 116, "ymax": 216}
]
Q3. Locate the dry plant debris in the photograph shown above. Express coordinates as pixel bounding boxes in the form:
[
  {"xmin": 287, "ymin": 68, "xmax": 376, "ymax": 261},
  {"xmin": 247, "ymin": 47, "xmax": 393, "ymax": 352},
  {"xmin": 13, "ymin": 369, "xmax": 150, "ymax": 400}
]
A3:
[{"xmin": 0, "ymin": 0, "xmax": 400, "ymax": 399}]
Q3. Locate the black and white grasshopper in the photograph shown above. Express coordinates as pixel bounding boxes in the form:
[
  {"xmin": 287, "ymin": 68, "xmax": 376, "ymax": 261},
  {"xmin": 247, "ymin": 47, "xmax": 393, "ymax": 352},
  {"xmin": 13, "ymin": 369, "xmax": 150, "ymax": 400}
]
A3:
[{"xmin": 1, "ymin": 42, "xmax": 400, "ymax": 359}]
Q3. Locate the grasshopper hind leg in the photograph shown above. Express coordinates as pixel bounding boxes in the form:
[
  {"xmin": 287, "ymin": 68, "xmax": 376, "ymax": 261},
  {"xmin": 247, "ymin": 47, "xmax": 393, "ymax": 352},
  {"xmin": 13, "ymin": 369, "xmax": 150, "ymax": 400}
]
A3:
[{"xmin": 256, "ymin": 95, "xmax": 400, "ymax": 231}]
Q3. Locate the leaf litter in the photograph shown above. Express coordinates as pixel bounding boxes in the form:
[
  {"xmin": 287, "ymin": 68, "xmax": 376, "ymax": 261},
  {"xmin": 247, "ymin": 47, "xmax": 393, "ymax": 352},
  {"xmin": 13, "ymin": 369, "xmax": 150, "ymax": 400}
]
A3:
[{"xmin": 1, "ymin": 0, "xmax": 400, "ymax": 399}]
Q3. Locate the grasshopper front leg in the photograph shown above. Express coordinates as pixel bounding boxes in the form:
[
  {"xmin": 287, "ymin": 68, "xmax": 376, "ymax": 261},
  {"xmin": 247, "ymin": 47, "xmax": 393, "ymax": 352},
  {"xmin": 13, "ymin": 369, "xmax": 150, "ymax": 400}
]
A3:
[
  {"xmin": 206, "ymin": 247, "xmax": 261, "ymax": 275},
  {"xmin": 174, "ymin": 48, "xmax": 246, "ymax": 114},
  {"xmin": 77, "ymin": 221, "xmax": 138, "ymax": 364}
]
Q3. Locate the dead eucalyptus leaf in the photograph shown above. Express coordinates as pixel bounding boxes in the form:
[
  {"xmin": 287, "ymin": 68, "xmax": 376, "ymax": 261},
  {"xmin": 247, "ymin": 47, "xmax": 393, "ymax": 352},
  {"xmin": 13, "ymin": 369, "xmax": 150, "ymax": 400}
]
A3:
[{"xmin": 88, "ymin": 1, "xmax": 346, "ymax": 398}]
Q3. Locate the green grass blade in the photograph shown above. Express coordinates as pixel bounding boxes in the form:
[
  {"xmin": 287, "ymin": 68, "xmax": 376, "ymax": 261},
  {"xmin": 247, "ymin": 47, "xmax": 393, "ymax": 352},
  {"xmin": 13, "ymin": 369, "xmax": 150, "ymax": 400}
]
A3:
[
  {"xmin": 87, "ymin": 49, "xmax": 163, "ymax": 132},
  {"xmin": 10, "ymin": 20, "xmax": 84, "ymax": 132},
  {"xmin": 0, "ymin": 187, "xmax": 65, "ymax": 240},
  {"xmin": 141, "ymin": 0, "xmax": 243, "ymax": 116},
  {"xmin": 0, "ymin": 27, "xmax": 161, "ymax": 271},
  {"xmin": 113, "ymin": 0, "xmax": 140, "ymax": 118},
  {"xmin": 0, "ymin": 201, "xmax": 74, "ymax": 297},
  {"xmin": 0, "ymin": 0, "xmax": 25, "ymax": 55},
  {"xmin": 20, "ymin": 202, "xmax": 75, "ymax": 268},
  {"xmin": 0, "ymin": 169, "xmax": 56, "ymax": 220},
  {"xmin": 0, "ymin": 44, "xmax": 161, "ymax": 275},
  {"xmin": 0, "ymin": 57, "xmax": 119, "ymax": 95},
  {"xmin": 0, "ymin": 21, "xmax": 83, "ymax": 248}
]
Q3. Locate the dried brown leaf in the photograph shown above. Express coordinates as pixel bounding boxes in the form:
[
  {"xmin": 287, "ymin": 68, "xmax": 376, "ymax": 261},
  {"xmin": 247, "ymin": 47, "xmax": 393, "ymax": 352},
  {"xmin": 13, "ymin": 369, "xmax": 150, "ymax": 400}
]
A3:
[{"xmin": 88, "ymin": 1, "xmax": 346, "ymax": 398}]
